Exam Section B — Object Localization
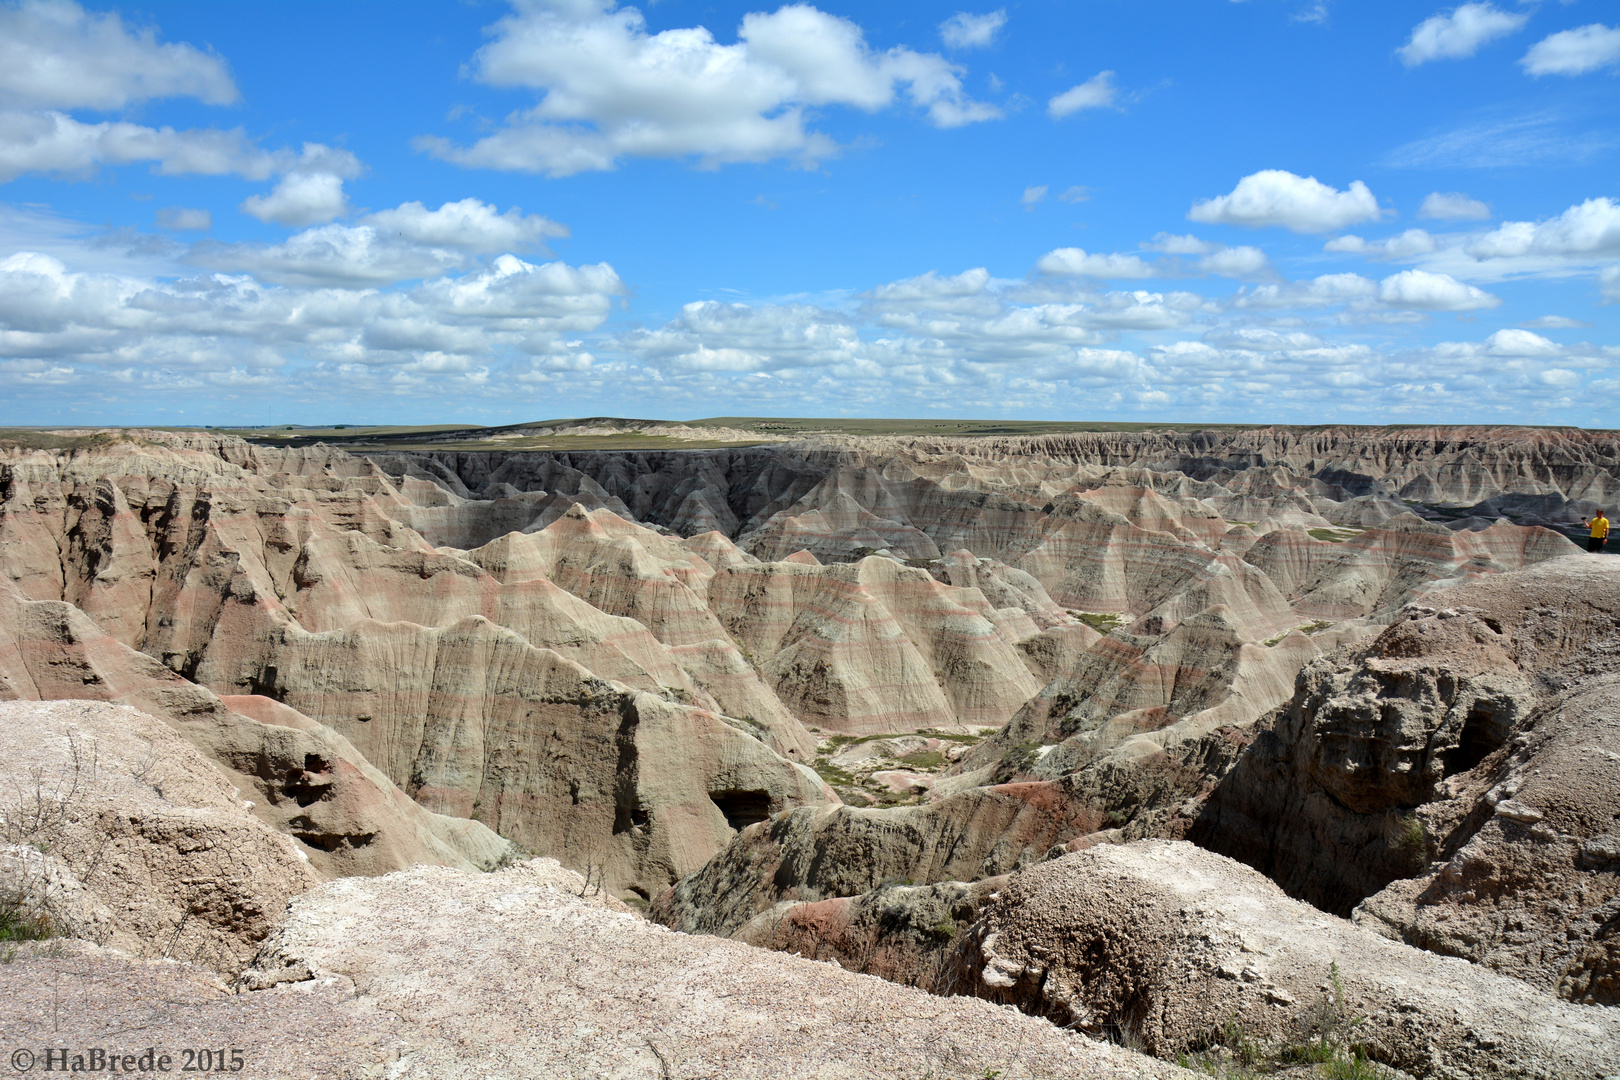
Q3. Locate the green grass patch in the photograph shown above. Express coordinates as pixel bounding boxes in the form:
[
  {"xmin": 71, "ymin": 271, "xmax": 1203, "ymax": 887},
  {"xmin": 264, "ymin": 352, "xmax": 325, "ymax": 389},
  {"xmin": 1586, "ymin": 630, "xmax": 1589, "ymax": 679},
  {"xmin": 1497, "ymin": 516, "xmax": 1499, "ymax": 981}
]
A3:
[
  {"xmin": 990, "ymin": 741, "xmax": 1046, "ymax": 783},
  {"xmin": 811, "ymin": 762, "xmax": 858, "ymax": 787},
  {"xmin": 1308, "ymin": 528, "xmax": 1363, "ymax": 543},
  {"xmin": 898, "ymin": 750, "xmax": 946, "ymax": 770},
  {"xmin": 1262, "ymin": 620, "xmax": 1337, "ymax": 646},
  {"xmin": 1070, "ymin": 610, "xmax": 1126, "ymax": 632},
  {"xmin": 820, "ymin": 729, "xmax": 983, "ymax": 752}
]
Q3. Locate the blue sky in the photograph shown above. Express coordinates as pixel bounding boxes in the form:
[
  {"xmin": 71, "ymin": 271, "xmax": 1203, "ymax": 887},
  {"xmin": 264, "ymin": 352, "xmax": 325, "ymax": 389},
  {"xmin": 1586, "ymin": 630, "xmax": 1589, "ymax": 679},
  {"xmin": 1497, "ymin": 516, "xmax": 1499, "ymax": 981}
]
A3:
[{"xmin": 1, "ymin": 0, "xmax": 1617, "ymax": 427}]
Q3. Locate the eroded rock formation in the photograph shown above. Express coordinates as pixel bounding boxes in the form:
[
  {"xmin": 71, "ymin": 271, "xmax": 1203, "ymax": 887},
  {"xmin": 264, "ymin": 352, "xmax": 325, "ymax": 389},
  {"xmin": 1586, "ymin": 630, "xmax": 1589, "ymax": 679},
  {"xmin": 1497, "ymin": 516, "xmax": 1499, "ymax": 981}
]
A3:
[
  {"xmin": 3, "ymin": 425, "xmax": 1589, "ymax": 907},
  {"xmin": 0, "ymin": 580, "xmax": 509, "ymax": 877},
  {"xmin": 0, "ymin": 858, "xmax": 1194, "ymax": 1080},
  {"xmin": 4, "ymin": 423, "xmax": 1620, "ymax": 1079},
  {"xmin": 0, "ymin": 700, "xmax": 321, "ymax": 973},
  {"xmin": 948, "ymin": 840, "xmax": 1619, "ymax": 1079},
  {"xmin": 1193, "ymin": 554, "xmax": 1620, "ymax": 1010}
]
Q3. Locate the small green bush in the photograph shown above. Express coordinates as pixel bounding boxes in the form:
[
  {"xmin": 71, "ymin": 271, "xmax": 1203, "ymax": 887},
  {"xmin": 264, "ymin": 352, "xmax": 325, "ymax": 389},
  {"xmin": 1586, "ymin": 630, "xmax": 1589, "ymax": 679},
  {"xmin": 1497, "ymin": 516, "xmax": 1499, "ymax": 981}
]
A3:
[
  {"xmin": 1392, "ymin": 815, "xmax": 1427, "ymax": 862},
  {"xmin": 0, "ymin": 904, "xmax": 52, "ymax": 944},
  {"xmin": 1177, "ymin": 964, "xmax": 1390, "ymax": 1080},
  {"xmin": 1323, "ymin": 1051, "xmax": 1384, "ymax": 1080}
]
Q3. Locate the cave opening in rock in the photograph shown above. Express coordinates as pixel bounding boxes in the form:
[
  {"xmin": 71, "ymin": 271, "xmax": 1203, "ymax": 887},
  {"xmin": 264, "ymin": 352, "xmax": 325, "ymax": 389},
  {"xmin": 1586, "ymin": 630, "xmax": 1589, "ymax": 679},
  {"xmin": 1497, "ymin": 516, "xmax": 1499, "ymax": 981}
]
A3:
[
  {"xmin": 1443, "ymin": 708, "xmax": 1504, "ymax": 777},
  {"xmin": 709, "ymin": 789, "xmax": 771, "ymax": 831}
]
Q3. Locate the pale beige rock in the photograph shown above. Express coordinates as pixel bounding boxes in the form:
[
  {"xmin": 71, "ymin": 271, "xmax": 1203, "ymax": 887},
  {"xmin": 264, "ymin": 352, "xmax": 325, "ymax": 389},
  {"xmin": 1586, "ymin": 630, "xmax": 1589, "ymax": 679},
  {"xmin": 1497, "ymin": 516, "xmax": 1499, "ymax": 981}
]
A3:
[
  {"xmin": 1197, "ymin": 555, "xmax": 1620, "ymax": 1003},
  {"xmin": 0, "ymin": 578, "xmax": 512, "ymax": 878},
  {"xmin": 1245, "ymin": 514, "xmax": 1577, "ymax": 622},
  {"xmin": 949, "ymin": 840, "xmax": 1620, "ymax": 1080},
  {"xmin": 971, "ymin": 607, "xmax": 1374, "ymax": 789},
  {"xmin": 935, "ymin": 549, "xmax": 1071, "ymax": 634},
  {"xmin": 461, "ymin": 507, "xmax": 816, "ymax": 754},
  {"xmin": 709, "ymin": 555, "xmax": 1041, "ymax": 735},
  {"xmin": 653, "ymin": 785, "xmax": 1096, "ymax": 938},
  {"xmin": 0, "ymin": 700, "xmax": 320, "ymax": 973},
  {"xmin": 1, "ymin": 428, "xmax": 1597, "ymax": 988},
  {"xmin": 225, "ymin": 859, "xmax": 1193, "ymax": 1080},
  {"xmin": 0, "ymin": 436, "xmax": 831, "ymax": 895}
]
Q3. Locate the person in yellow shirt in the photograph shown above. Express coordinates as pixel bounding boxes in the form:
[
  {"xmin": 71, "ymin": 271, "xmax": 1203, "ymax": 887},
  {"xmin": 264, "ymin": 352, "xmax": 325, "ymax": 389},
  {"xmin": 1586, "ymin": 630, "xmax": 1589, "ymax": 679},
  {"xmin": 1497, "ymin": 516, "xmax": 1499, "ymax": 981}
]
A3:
[{"xmin": 1582, "ymin": 512, "xmax": 1610, "ymax": 553}]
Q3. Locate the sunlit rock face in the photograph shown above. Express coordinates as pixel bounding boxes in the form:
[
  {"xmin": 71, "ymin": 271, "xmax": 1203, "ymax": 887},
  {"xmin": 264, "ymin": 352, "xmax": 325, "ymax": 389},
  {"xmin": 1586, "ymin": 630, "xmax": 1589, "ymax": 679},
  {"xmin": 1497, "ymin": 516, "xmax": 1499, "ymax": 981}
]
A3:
[
  {"xmin": 0, "ymin": 425, "xmax": 1592, "ymax": 910},
  {"xmin": 9, "ymin": 422, "xmax": 1620, "ymax": 1080},
  {"xmin": 1193, "ymin": 556, "xmax": 1620, "ymax": 1005}
]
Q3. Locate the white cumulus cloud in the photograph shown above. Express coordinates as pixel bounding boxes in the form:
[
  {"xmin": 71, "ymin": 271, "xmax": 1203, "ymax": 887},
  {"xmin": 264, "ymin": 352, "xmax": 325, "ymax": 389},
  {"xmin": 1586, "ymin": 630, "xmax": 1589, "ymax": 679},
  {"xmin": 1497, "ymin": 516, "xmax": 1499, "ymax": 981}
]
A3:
[
  {"xmin": 0, "ymin": 110, "xmax": 283, "ymax": 183},
  {"xmin": 1377, "ymin": 269, "xmax": 1500, "ymax": 311},
  {"xmin": 1021, "ymin": 185, "xmax": 1047, "ymax": 208},
  {"xmin": 1197, "ymin": 246, "xmax": 1271, "ymax": 279},
  {"xmin": 861, "ymin": 267, "xmax": 999, "ymax": 318},
  {"xmin": 417, "ymin": 1, "xmax": 999, "ymax": 177},
  {"xmin": 1484, "ymin": 328, "xmax": 1560, "ymax": 356},
  {"xmin": 1145, "ymin": 233, "xmax": 1216, "ymax": 255},
  {"xmin": 9, "ymin": 212, "xmax": 1612, "ymax": 422},
  {"xmin": 0, "ymin": 5, "xmax": 364, "ymax": 186},
  {"xmin": 1324, "ymin": 229, "xmax": 1438, "ymax": 259},
  {"xmin": 241, "ymin": 172, "xmax": 350, "ymax": 227},
  {"xmin": 1035, "ymin": 247, "xmax": 1155, "ymax": 278},
  {"xmin": 412, "ymin": 255, "xmax": 624, "ymax": 323},
  {"xmin": 940, "ymin": 10, "xmax": 1006, "ymax": 49},
  {"xmin": 365, "ymin": 199, "xmax": 569, "ymax": 254},
  {"xmin": 1521, "ymin": 24, "xmax": 1620, "ymax": 76},
  {"xmin": 621, "ymin": 300, "xmax": 861, "ymax": 373},
  {"xmin": 1234, "ymin": 273, "xmax": 1378, "ymax": 309},
  {"xmin": 238, "ymin": 144, "xmax": 364, "ymax": 226},
  {"xmin": 1048, "ymin": 71, "xmax": 1116, "ymax": 119},
  {"xmin": 1467, "ymin": 197, "xmax": 1620, "ymax": 259},
  {"xmin": 1189, "ymin": 170, "xmax": 1382, "ymax": 234},
  {"xmin": 0, "ymin": 246, "xmax": 621, "ymax": 391},
  {"xmin": 197, "ymin": 224, "xmax": 468, "ymax": 288},
  {"xmin": 0, "ymin": 0, "xmax": 237, "ymax": 109},
  {"xmin": 196, "ymin": 197, "xmax": 573, "ymax": 289},
  {"xmin": 1203, "ymin": 327, "xmax": 1325, "ymax": 351},
  {"xmin": 1419, "ymin": 192, "xmax": 1491, "ymax": 221},
  {"xmin": 1398, "ymin": 3, "xmax": 1527, "ymax": 67}
]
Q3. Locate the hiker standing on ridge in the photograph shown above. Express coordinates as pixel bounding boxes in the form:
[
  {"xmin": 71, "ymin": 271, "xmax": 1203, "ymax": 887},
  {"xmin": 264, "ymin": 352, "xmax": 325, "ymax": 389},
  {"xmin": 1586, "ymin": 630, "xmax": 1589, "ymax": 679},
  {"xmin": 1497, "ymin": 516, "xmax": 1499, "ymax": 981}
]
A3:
[{"xmin": 1583, "ymin": 511, "xmax": 1610, "ymax": 553}]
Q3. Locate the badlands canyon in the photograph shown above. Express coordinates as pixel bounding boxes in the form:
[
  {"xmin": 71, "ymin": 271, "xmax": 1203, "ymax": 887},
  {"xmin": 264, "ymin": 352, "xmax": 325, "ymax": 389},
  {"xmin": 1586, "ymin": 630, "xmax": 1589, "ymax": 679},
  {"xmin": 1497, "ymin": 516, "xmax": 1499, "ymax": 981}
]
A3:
[{"xmin": 3, "ymin": 421, "xmax": 1619, "ymax": 1079}]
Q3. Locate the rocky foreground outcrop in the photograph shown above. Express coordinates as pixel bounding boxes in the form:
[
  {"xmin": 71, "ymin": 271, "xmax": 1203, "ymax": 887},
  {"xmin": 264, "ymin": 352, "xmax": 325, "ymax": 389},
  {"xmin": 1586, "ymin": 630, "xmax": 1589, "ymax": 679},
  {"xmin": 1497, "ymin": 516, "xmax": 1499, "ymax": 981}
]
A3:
[
  {"xmin": 949, "ymin": 841, "xmax": 1620, "ymax": 1080},
  {"xmin": 0, "ymin": 857, "xmax": 1191, "ymax": 1080},
  {"xmin": 0, "ymin": 696, "xmax": 1184, "ymax": 1078},
  {"xmin": 663, "ymin": 552, "xmax": 1620, "ymax": 1070},
  {"xmin": 0, "ymin": 580, "xmax": 511, "ymax": 879},
  {"xmin": 1194, "ymin": 556, "xmax": 1620, "ymax": 1005},
  {"xmin": 0, "ymin": 700, "xmax": 318, "ymax": 974}
]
